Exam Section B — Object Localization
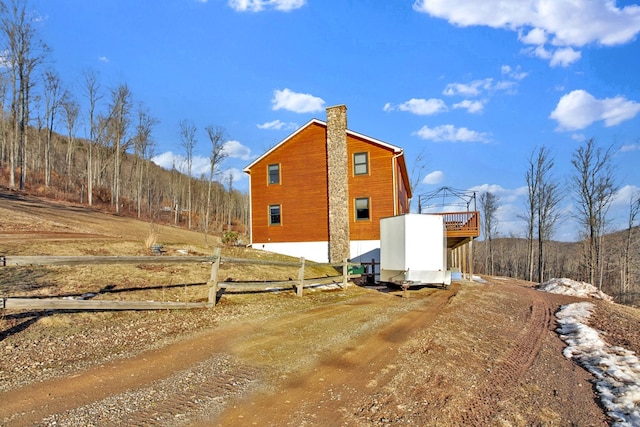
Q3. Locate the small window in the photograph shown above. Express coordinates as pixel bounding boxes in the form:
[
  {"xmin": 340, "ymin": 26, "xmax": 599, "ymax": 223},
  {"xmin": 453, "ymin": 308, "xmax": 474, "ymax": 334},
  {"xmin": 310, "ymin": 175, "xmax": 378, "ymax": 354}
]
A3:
[
  {"xmin": 268, "ymin": 164, "xmax": 280, "ymax": 185},
  {"xmin": 355, "ymin": 198, "xmax": 370, "ymax": 221},
  {"xmin": 354, "ymin": 152, "xmax": 368, "ymax": 175},
  {"xmin": 269, "ymin": 204, "xmax": 281, "ymax": 225}
]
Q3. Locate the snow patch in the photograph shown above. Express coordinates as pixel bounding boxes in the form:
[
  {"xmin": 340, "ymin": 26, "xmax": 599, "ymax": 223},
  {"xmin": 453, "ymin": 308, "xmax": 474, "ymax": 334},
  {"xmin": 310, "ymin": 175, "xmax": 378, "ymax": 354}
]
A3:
[
  {"xmin": 557, "ymin": 302, "xmax": 640, "ymax": 426},
  {"xmin": 538, "ymin": 278, "xmax": 613, "ymax": 301}
]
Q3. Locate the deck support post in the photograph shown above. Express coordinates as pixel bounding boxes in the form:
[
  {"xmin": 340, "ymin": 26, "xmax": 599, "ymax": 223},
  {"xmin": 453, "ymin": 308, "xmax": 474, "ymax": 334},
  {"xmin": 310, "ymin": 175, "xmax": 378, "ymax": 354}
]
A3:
[
  {"xmin": 462, "ymin": 244, "xmax": 467, "ymax": 281},
  {"xmin": 468, "ymin": 238, "xmax": 474, "ymax": 281}
]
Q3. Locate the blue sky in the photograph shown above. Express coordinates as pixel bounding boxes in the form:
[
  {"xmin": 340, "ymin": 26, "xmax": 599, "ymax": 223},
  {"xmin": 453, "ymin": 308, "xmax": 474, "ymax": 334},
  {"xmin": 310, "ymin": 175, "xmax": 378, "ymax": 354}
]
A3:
[{"xmin": 31, "ymin": 0, "xmax": 640, "ymax": 241}]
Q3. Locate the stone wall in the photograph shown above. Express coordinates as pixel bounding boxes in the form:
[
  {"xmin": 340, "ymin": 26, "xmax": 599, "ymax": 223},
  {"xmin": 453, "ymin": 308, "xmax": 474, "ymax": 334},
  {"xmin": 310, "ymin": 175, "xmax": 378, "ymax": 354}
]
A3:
[{"xmin": 326, "ymin": 105, "xmax": 350, "ymax": 263}]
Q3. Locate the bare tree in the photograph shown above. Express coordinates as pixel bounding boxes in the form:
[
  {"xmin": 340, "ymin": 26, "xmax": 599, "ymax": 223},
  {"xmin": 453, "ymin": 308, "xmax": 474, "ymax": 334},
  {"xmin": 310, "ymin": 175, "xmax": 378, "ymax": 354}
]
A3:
[
  {"xmin": 227, "ymin": 172, "xmax": 234, "ymax": 230},
  {"xmin": 527, "ymin": 146, "xmax": 562, "ymax": 283},
  {"xmin": 179, "ymin": 119, "xmax": 196, "ymax": 229},
  {"xmin": 571, "ymin": 138, "xmax": 617, "ymax": 288},
  {"xmin": 480, "ymin": 191, "xmax": 500, "ymax": 276},
  {"xmin": 523, "ymin": 152, "xmax": 537, "ymax": 281},
  {"xmin": 61, "ymin": 90, "xmax": 79, "ymax": 187},
  {"xmin": 204, "ymin": 125, "xmax": 228, "ymax": 243},
  {"xmin": 0, "ymin": 0, "xmax": 48, "ymax": 189},
  {"xmin": 622, "ymin": 193, "xmax": 640, "ymax": 302},
  {"xmin": 108, "ymin": 83, "xmax": 132, "ymax": 213},
  {"xmin": 42, "ymin": 70, "xmax": 61, "ymax": 187},
  {"xmin": 409, "ymin": 147, "xmax": 429, "ymax": 210},
  {"xmin": 132, "ymin": 103, "xmax": 158, "ymax": 218},
  {"xmin": 0, "ymin": 73, "xmax": 8, "ymax": 167},
  {"xmin": 82, "ymin": 69, "xmax": 103, "ymax": 206}
]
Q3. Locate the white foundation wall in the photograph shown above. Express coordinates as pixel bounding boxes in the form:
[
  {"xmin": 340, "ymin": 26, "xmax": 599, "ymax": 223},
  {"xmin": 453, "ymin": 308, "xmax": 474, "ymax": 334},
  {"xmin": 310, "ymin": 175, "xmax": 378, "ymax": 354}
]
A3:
[
  {"xmin": 253, "ymin": 242, "xmax": 330, "ymax": 262},
  {"xmin": 252, "ymin": 240, "xmax": 381, "ymax": 264}
]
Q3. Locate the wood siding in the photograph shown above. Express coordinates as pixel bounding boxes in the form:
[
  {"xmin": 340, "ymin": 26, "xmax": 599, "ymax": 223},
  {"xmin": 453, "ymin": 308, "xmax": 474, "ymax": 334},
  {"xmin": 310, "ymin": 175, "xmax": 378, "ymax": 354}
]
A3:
[
  {"xmin": 347, "ymin": 134, "xmax": 400, "ymax": 241},
  {"xmin": 249, "ymin": 122, "xmax": 329, "ymax": 244},
  {"xmin": 247, "ymin": 121, "xmax": 411, "ymax": 244},
  {"xmin": 396, "ymin": 160, "xmax": 410, "ymax": 214}
]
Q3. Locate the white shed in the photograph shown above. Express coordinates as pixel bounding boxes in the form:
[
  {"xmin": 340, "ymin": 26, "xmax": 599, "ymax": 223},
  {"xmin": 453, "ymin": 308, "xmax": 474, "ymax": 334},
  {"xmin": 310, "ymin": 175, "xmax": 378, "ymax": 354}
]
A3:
[{"xmin": 380, "ymin": 214, "xmax": 450, "ymax": 287}]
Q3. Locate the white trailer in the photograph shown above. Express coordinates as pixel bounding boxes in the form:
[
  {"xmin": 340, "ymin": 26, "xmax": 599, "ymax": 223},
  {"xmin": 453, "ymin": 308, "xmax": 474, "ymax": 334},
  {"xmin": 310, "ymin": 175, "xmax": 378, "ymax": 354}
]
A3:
[{"xmin": 380, "ymin": 214, "xmax": 451, "ymax": 288}]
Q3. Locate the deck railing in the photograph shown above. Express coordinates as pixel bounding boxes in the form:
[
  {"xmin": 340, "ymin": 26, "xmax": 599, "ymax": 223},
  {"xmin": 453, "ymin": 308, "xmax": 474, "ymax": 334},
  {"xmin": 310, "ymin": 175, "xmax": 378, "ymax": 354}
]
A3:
[{"xmin": 435, "ymin": 211, "xmax": 480, "ymax": 238}]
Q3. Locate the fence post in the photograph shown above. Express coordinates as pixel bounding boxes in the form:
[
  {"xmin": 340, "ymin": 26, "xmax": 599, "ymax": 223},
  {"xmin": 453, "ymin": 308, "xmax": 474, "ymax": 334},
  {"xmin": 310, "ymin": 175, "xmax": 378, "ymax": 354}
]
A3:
[
  {"xmin": 371, "ymin": 257, "xmax": 376, "ymax": 284},
  {"xmin": 296, "ymin": 257, "xmax": 305, "ymax": 297},
  {"xmin": 208, "ymin": 248, "xmax": 221, "ymax": 306},
  {"xmin": 342, "ymin": 258, "xmax": 350, "ymax": 288}
]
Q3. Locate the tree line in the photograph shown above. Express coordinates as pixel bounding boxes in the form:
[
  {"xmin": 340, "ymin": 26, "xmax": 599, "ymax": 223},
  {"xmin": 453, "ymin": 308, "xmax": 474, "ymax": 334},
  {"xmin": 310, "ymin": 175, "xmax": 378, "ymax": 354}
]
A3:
[
  {"xmin": 0, "ymin": 0, "xmax": 248, "ymax": 240},
  {"xmin": 476, "ymin": 138, "xmax": 640, "ymax": 305}
]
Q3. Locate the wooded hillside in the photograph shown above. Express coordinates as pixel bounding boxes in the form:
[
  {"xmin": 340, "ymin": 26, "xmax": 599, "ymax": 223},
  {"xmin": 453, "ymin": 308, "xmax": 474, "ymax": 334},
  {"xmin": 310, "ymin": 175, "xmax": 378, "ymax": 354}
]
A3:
[
  {"xmin": 0, "ymin": 0, "xmax": 248, "ymax": 238},
  {"xmin": 473, "ymin": 228, "xmax": 640, "ymax": 307}
]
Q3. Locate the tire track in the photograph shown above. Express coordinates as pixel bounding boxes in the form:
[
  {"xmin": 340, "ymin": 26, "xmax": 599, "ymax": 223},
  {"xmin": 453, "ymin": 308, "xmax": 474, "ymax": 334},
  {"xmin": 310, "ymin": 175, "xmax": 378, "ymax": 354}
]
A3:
[
  {"xmin": 461, "ymin": 287, "xmax": 552, "ymax": 425},
  {"xmin": 41, "ymin": 357, "xmax": 258, "ymax": 427}
]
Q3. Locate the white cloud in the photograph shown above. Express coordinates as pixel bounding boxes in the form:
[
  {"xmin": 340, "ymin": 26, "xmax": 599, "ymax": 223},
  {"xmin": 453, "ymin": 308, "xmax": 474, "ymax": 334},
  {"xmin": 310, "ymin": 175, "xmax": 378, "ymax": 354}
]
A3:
[
  {"xmin": 453, "ymin": 99, "xmax": 484, "ymax": 114},
  {"xmin": 443, "ymin": 79, "xmax": 489, "ymax": 97},
  {"xmin": 151, "ymin": 151, "xmax": 212, "ymax": 177},
  {"xmin": 257, "ymin": 120, "xmax": 298, "ymax": 130},
  {"xmin": 413, "ymin": 124, "xmax": 491, "ymax": 143},
  {"xmin": 523, "ymin": 44, "xmax": 581, "ymax": 67},
  {"xmin": 271, "ymin": 88, "xmax": 325, "ymax": 113},
  {"xmin": 549, "ymin": 47, "xmax": 582, "ymax": 67},
  {"xmin": 413, "ymin": 0, "xmax": 640, "ymax": 46},
  {"xmin": 550, "ymin": 89, "xmax": 640, "ymax": 131},
  {"xmin": 384, "ymin": 98, "xmax": 448, "ymax": 115},
  {"xmin": 612, "ymin": 185, "xmax": 640, "ymax": 207},
  {"xmin": 98, "ymin": 56, "xmax": 109, "ymax": 63},
  {"xmin": 422, "ymin": 170, "xmax": 444, "ymax": 184},
  {"xmin": 150, "ymin": 151, "xmax": 177, "ymax": 170},
  {"xmin": 501, "ymin": 64, "xmax": 528, "ymax": 80},
  {"xmin": 413, "ymin": 0, "xmax": 640, "ymax": 65},
  {"xmin": 519, "ymin": 27, "xmax": 547, "ymax": 45},
  {"xmin": 620, "ymin": 144, "xmax": 640, "ymax": 152},
  {"xmin": 468, "ymin": 184, "xmax": 528, "ymax": 203},
  {"xmin": 228, "ymin": 0, "xmax": 305, "ymax": 12},
  {"xmin": 443, "ymin": 78, "xmax": 516, "ymax": 97},
  {"xmin": 219, "ymin": 167, "xmax": 247, "ymax": 185},
  {"xmin": 223, "ymin": 140, "xmax": 254, "ymax": 161}
]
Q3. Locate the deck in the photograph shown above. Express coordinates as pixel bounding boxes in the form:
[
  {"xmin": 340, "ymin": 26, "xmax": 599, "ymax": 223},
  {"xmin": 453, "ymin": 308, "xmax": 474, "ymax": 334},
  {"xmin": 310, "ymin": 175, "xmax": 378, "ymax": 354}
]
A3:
[{"xmin": 435, "ymin": 211, "xmax": 480, "ymax": 249}]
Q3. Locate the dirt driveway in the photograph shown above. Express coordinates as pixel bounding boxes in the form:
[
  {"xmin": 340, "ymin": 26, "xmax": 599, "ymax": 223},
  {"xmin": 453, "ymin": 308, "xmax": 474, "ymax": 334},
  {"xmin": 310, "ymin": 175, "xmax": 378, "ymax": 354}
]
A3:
[{"xmin": 1, "ymin": 279, "xmax": 619, "ymax": 426}]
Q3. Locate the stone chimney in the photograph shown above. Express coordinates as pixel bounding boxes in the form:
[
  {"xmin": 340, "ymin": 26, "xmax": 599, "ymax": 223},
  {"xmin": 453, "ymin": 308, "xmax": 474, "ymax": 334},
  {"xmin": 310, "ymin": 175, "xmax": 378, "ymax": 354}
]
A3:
[{"xmin": 326, "ymin": 105, "xmax": 350, "ymax": 263}]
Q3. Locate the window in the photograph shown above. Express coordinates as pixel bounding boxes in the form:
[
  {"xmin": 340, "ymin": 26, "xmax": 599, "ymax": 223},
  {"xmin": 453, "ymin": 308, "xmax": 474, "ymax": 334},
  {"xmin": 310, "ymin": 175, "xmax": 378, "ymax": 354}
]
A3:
[
  {"xmin": 354, "ymin": 152, "xmax": 368, "ymax": 175},
  {"xmin": 269, "ymin": 204, "xmax": 281, "ymax": 225},
  {"xmin": 355, "ymin": 198, "xmax": 370, "ymax": 221},
  {"xmin": 268, "ymin": 164, "xmax": 280, "ymax": 185}
]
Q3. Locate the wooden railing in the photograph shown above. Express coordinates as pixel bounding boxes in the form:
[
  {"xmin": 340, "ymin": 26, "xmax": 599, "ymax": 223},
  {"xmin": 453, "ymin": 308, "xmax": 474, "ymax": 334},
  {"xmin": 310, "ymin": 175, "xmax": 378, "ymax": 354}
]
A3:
[{"xmin": 435, "ymin": 211, "xmax": 480, "ymax": 238}]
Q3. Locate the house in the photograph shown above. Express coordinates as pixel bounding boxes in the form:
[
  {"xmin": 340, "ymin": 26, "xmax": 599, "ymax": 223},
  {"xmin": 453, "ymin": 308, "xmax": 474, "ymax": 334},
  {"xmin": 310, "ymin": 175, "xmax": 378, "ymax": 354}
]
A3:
[{"xmin": 243, "ymin": 105, "xmax": 412, "ymax": 263}]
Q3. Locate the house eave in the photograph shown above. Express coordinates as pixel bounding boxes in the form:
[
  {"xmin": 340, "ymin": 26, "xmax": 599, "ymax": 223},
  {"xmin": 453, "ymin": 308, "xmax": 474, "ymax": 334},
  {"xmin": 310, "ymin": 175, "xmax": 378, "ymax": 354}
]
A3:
[{"xmin": 243, "ymin": 118, "xmax": 404, "ymax": 174}]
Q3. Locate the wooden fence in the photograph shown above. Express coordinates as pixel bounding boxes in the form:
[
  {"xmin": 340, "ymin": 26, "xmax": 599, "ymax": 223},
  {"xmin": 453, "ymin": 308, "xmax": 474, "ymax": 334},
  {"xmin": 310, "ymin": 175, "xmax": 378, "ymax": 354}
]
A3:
[{"xmin": 0, "ymin": 249, "xmax": 360, "ymax": 311}]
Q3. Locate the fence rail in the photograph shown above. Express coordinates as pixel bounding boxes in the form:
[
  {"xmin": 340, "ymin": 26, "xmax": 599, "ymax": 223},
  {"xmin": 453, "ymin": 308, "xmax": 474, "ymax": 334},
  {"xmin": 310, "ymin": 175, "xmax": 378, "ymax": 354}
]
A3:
[
  {"xmin": 0, "ymin": 250, "xmax": 361, "ymax": 311},
  {"xmin": 1, "ymin": 298, "xmax": 208, "ymax": 310},
  {"xmin": 0, "ymin": 255, "xmax": 215, "ymax": 267}
]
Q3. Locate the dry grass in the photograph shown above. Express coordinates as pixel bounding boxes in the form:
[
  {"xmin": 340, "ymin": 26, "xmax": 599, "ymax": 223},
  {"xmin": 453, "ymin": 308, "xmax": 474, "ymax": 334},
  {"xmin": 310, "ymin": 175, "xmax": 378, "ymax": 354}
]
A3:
[
  {"xmin": 0, "ymin": 190, "xmax": 340, "ymax": 303},
  {"xmin": 144, "ymin": 227, "xmax": 159, "ymax": 249}
]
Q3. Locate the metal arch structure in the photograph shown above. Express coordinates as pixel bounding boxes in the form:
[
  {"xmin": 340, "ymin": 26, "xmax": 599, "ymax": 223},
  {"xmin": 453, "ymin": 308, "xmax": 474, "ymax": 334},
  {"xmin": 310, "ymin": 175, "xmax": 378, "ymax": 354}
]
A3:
[{"xmin": 417, "ymin": 186, "xmax": 477, "ymax": 213}]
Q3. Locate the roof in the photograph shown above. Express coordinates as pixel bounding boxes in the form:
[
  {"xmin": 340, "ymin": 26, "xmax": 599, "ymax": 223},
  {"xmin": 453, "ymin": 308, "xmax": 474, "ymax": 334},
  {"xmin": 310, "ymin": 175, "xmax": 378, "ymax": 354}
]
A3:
[{"xmin": 243, "ymin": 118, "xmax": 405, "ymax": 173}]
